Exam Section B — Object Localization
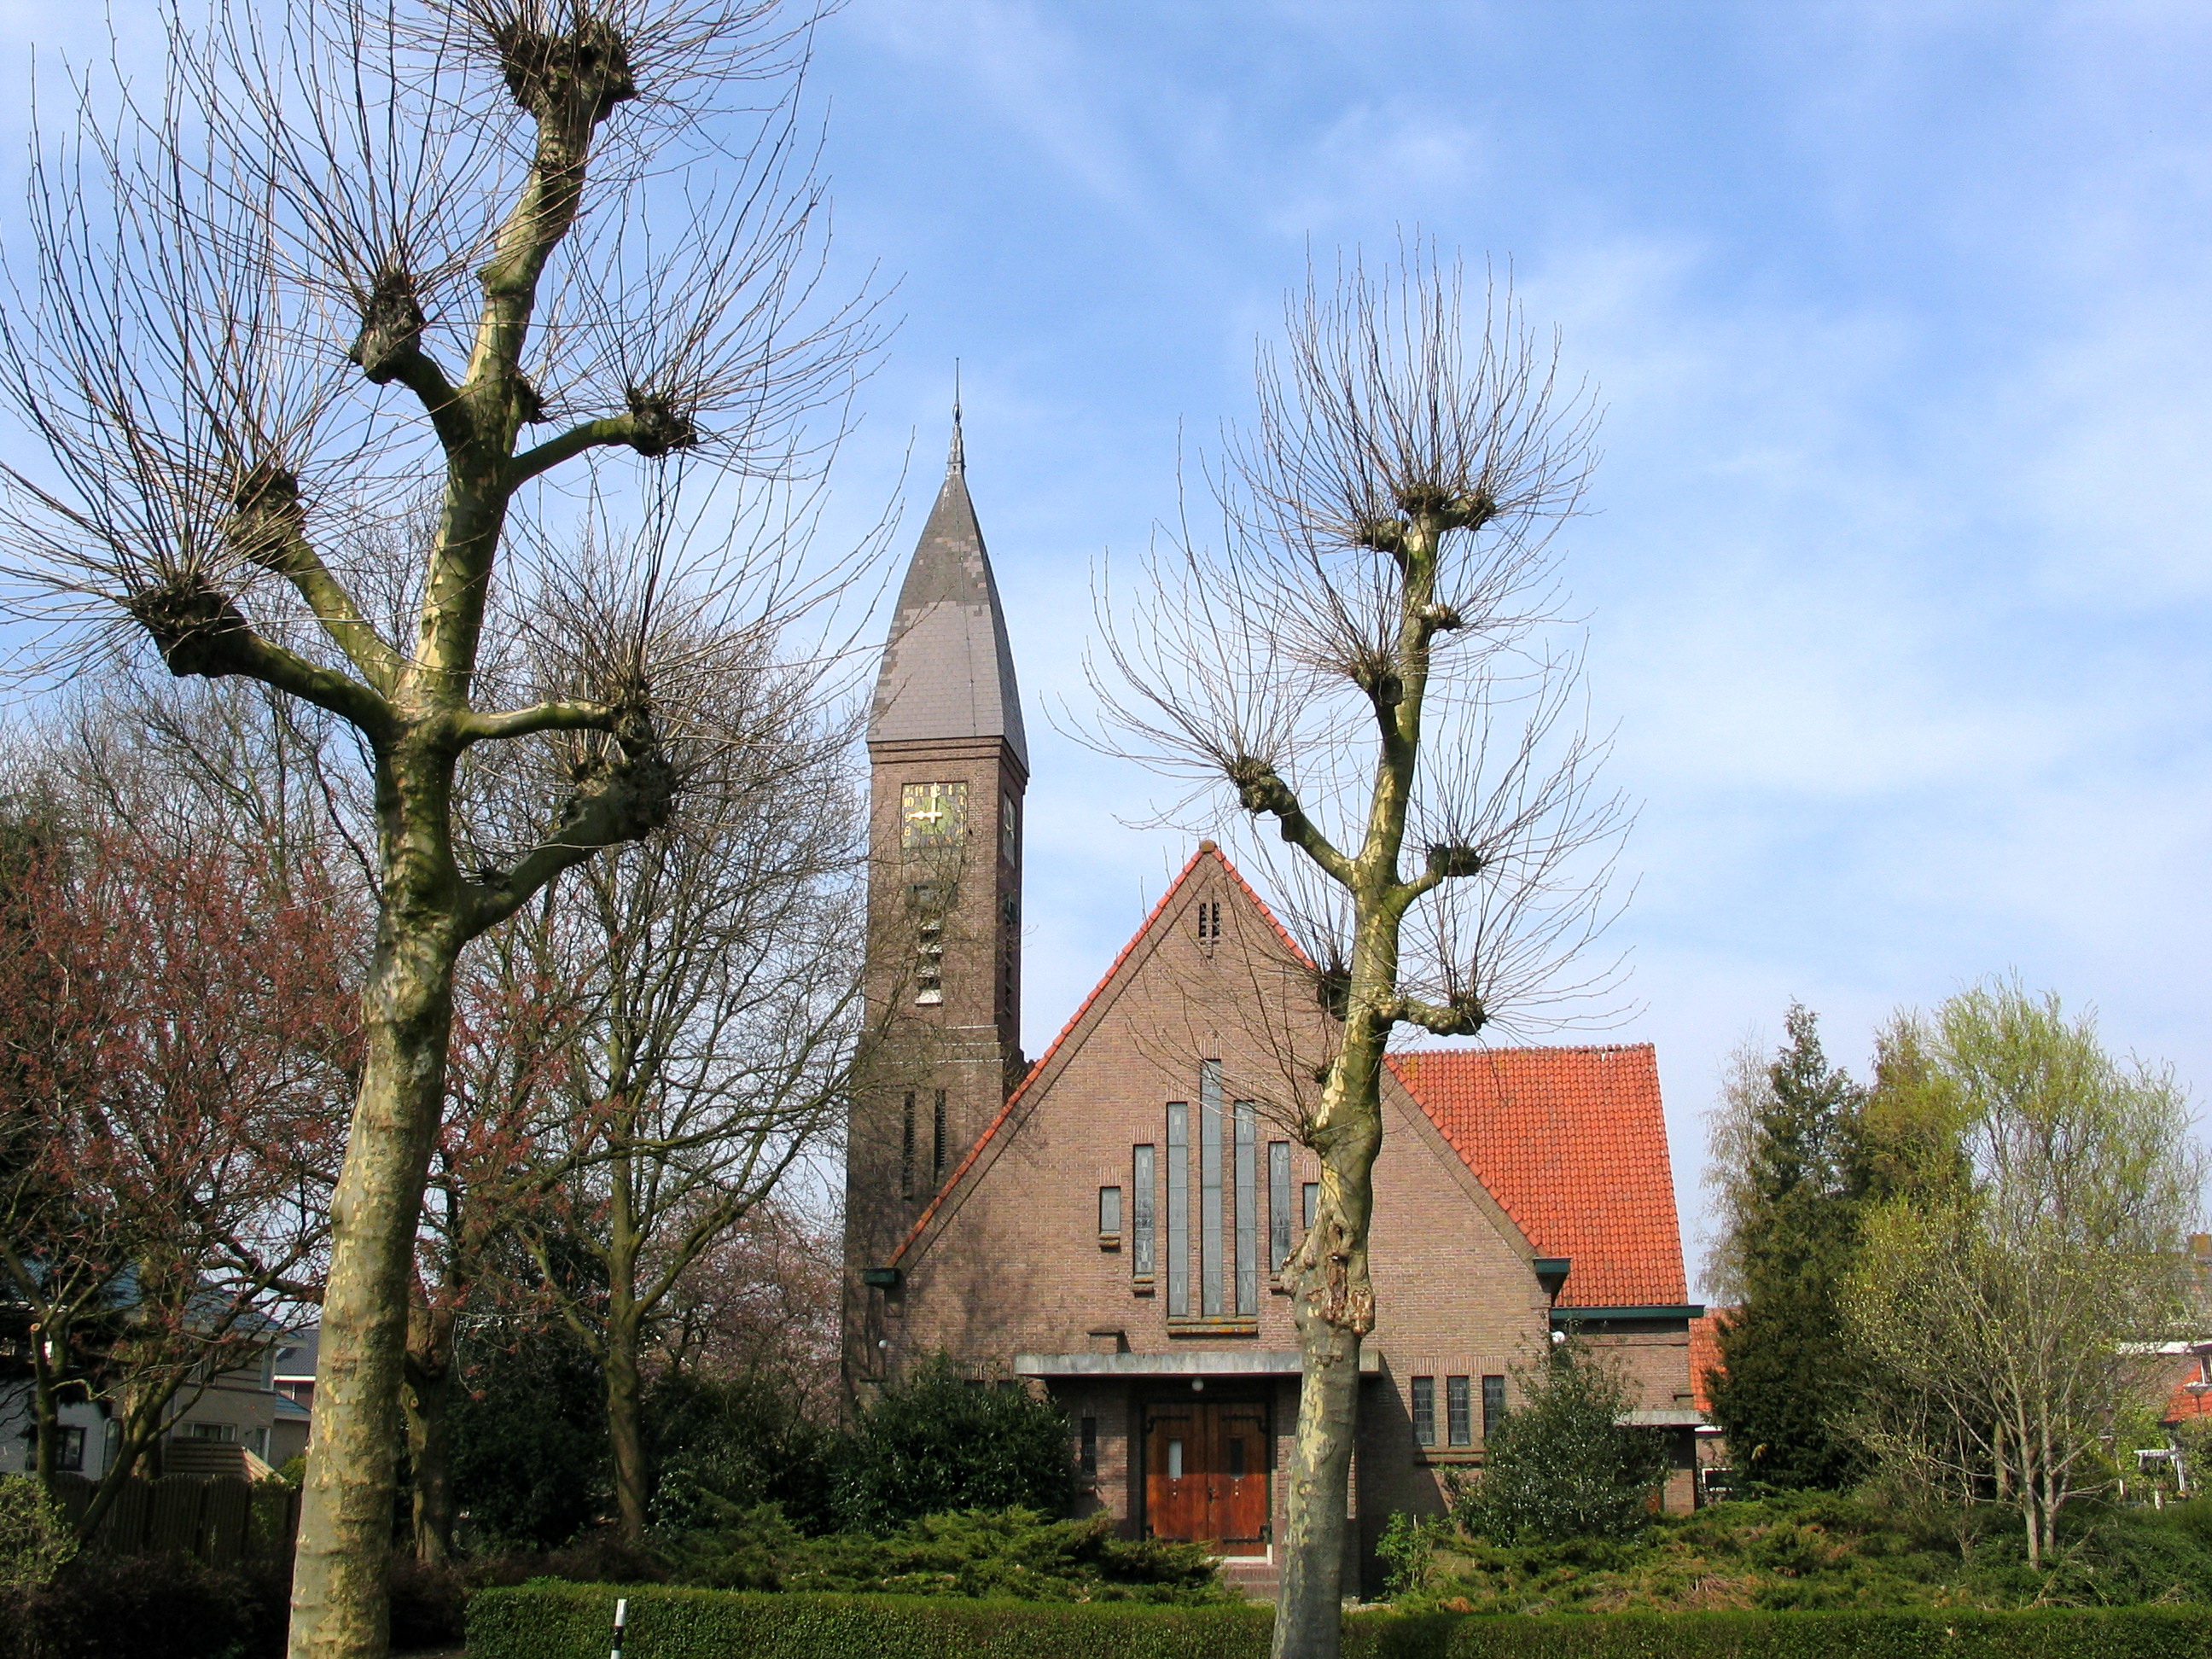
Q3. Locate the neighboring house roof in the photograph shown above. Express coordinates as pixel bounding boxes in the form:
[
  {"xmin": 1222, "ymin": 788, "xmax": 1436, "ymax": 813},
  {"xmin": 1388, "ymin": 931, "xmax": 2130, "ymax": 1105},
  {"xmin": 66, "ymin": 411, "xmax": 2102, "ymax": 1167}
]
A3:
[
  {"xmin": 868, "ymin": 418, "xmax": 1028, "ymax": 769},
  {"xmin": 272, "ymin": 1328, "xmax": 318, "ymax": 1382},
  {"xmin": 1388, "ymin": 1045, "xmax": 1689, "ymax": 1309},
  {"xmin": 1688, "ymin": 1311, "xmax": 1728, "ymax": 1413}
]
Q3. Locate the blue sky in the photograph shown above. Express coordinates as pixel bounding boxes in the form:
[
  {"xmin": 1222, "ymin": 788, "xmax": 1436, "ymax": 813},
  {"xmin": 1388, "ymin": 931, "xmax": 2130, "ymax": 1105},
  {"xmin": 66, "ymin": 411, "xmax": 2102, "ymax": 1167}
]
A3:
[
  {"xmin": 795, "ymin": 1, "xmax": 2212, "ymax": 1289},
  {"xmin": 3, "ymin": 1, "xmax": 2209, "ymax": 1289}
]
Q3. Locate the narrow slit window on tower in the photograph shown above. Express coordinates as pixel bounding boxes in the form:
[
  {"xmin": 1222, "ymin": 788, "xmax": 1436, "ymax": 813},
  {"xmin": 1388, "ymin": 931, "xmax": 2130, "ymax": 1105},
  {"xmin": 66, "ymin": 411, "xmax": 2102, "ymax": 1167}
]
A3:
[
  {"xmin": 1199, "ymin": 1061, "xmax": 1225, "ymax": 1317},
  {"xmin": 1165, "ymin": 1107, "xmax": 1190, "ymax": 1315},
  {"xmin": 932, "ymin": 1089, "xmax": 948, "ymax": 1183},
  {"xmin": 1132, "ymin": 1145, "xmax": 1156, "ymax": 1279},
  {"xmin": 900, "ymin": 1092, "xmax": 917, "ymax": 1200},
  {"xmin": 1080, "ymin": 1416, "xmax": 1098, "ymax": 1478},
  {"xmin": 915, "ymin": 917, "xmax": 944, "ymax": 1005},
  {"xmin": 1411, "ymin": 1377, "xmax": 1437, "ymax": 1447},
  {"xmin": 1268, "ymin": 1142, "xmax": 1292, "ymax": 1271},
  {"xmin": 1234, "ymin": 1100, "xmax": 1257, "ymax": 1315}
]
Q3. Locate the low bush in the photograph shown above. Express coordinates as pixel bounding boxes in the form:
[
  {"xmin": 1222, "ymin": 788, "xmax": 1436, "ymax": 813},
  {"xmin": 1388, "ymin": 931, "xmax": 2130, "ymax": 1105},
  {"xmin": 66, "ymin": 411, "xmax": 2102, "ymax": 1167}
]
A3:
[
  {"xmin": 661, "ymin": 1505, "xmax": 1227, "ymax": 1603},
  {"xmin": 0, "ymin": 1479, "xmax": 75, "ymax": 1599},
  {"xmin": 7, "ymin": 1551, "xmax": 288, "ymax": 1659},
  {"xmin": 830, "ymin": 1356, "xmax": 1075, "ymax": 1533},
  {"xmin": 1450, "ymin": 1344, "xmax": 1668, "ymax": 1546},
  {"xmin": 469, "ymin": 1590, "xmax": 2212, "ymax": 1659}
]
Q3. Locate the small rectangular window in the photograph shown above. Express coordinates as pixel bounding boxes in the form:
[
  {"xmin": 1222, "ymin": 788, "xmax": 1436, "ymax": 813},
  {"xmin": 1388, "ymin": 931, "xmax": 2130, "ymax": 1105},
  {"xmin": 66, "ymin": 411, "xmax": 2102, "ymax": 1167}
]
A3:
[
  {"xmin": 1080, "ymin": 1416, "xmax": 1098, "ymax": 1478},
  {"xmin": 1098, "ymin": 1185, "xmax": 1122, "ymax": 1237},
  {"xmin": 1482, "ymin": 1375, "xmax": 1506, "ymax": 1440},
  {"xmin": 1301, "ymin": 1181, "xmax": 1319, "ymax": 1235},
  {"xmin": 1269, "ymin": 1142, "xmax": 1292, "ymax": 1271},
  {"xmin": 932, "ymin": 1090, "xmax": 948, "ymax": 1181},
  {"xmin": 1447, "ymin": 1377, "xmax": 1471, "ymax": 1447},
  {"xmin": 1196, "ymin": 900, "xmax": 1222, "ymax": 941},
  {"xmin": 1132, "ymin": 1145, "xmax": 1156, "ymax": 1278},
  {"xmin": 1411, "ymin": 1377, "xmax": 1436, "ymax": 1447},
  {"xmin": 55, "ymin": 1425, "xmax": 84, "ymax": 1472}
]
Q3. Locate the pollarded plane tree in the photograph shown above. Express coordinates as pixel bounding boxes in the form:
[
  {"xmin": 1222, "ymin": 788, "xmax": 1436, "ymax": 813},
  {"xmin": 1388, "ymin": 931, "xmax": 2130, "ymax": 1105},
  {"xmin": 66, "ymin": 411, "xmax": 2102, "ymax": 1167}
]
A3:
[
  {"xmin": 1088, "ymin": 251, "xmax": 1627, "ymax": 1659},
  {"xmin": 0, "ymin": 3, "xmax": 876, "ymax": 1653}
]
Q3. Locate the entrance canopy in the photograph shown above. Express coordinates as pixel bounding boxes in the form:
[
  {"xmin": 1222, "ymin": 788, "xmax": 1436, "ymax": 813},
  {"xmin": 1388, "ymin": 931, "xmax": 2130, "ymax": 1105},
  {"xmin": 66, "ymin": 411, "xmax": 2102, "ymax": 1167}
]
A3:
[{"xmin": 1012, "ymin": 1349, "xmax": 1383, "ymax": 1378}]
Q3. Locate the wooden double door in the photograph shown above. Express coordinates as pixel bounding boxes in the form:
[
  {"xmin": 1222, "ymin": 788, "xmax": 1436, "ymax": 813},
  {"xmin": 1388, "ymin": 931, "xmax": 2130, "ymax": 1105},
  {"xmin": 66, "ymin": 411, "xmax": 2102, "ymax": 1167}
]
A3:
[{"xmin": 1143, "ymin": 1398, "xmax": 1270, "ymax": 1555}]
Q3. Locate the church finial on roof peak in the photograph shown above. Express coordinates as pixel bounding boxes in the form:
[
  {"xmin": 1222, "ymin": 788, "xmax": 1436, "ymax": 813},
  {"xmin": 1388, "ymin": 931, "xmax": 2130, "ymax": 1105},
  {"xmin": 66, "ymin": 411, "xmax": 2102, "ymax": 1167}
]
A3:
[{"xmin": 949, "ymin": 364, "xmax": 964, "ymax": 474}]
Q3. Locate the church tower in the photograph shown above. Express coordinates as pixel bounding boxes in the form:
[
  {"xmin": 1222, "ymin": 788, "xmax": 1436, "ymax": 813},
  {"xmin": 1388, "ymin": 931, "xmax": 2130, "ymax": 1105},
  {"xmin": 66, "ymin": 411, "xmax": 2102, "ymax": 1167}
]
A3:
[{"xmin": 844, "ymin": 415, "xmax": 1027, "ymax": 1392}]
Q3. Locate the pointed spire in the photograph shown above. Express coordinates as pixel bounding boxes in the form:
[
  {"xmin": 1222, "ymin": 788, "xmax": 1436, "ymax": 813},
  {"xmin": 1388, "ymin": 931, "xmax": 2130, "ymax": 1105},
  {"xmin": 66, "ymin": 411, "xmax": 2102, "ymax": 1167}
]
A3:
[
  {"xmin": 950, "ymin": 362, "xmax": 965, "ymax": 474},
  {"xmin": 868, "ymin": 409, "xmax": 1027, "ymax": 769}
]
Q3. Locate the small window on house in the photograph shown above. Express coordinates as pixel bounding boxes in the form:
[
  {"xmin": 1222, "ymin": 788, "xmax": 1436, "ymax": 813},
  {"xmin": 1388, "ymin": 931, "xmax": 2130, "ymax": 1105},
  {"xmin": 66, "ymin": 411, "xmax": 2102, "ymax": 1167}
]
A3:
[
  {"xmin": 1481, "ymin": 1375, "xmax": 1506, "ymax": 1440},
  {"xmin": 1196, "ymin": 900, "xmax": 1222, "ymax": 942},
  {"xmin": 1411, "ymin": 1377, "xmax": 1436, "ymax": 1447},
  {"xmin": 247, "ymin": 1427, "xmax": 270, "ymax": 1460},
  {"xmin": 1301, "ymin": 1181, "xmax": 1319, "ymax": 1235},
  {"xmin": 1080, "ymin": 1416, "xmax": 1098, "ymax": 1478},
  {"xmin": 1447, "ymin": 1377, "xmax": 1471, "ymax": 1447},
  {"xmin": 1099, "ymin": 1185, "xmax": 1123, "ymax": 1238},
  {"xmin": 1268, "ymin": 1142, "xmax": 1292, "ymax": 1270},
  {"xmin": 932, "ymin": 1090, "xmax": 948, "ymax": 1182},
  {"xmin": 55, "ymin": 1425, "xmax": 84, "ymax": 1472},
  {"xmin": 1132, "ymin": 1146, "xmax": 1156, "ymax": 1278},
  {"xmin": 182, "ymin": 1422, "xmax": 236, "ymax": 1442}
]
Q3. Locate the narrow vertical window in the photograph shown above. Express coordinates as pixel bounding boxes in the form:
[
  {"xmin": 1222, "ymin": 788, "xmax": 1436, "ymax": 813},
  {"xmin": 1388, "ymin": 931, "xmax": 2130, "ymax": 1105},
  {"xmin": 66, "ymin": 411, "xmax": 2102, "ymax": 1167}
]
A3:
[
  {"xmin": 1234, "ymin": 1101, "xmax": 1257, "ymax": 1315},
  {"xmin": 899, "ymin": 1092, "xmax": 917, "ymax": 1199},
  {"xmin": 1080, "ymin": 1416, "xmax": 1098, "ymax": 1477},
  {"xmin": 1269, "ymin": 1143, "xmax": 1292, "ymax": 1271},
  {"xmin": 1447, "ymin": 1376, "xmax": 1472, "ymax": 1447},
  {"xmin": 1302, "ymin": 1181, "xmax": 1319, "ymax": 1235},
  {"xmin": 932, "ymin": 1089, "xmax": 948, "ymax": 1182},
  {"xmin": 1199, "ymin": 1061, "xmax": 1225, "ymax": 1316},
  {"xmin": 1098, "ymin": 1185, "xmax": 1122, "ymax": 1238},
  {"xmin": 1132, "ymin": 1145, "xmax": 1156, "ymax": 1278},
  {"xmin": 1481, "ymin": 1375, "xmax": 1506, "ymax": 1440},
  {"xmin": 1165, "ymin": 1107, "xmax": 1190, "ymax": 1315},
  {"xmin": 1196, "ymin": 900, "xmax": 1222, "ymax": 941},
  {"xmin": 1411, "ymin": 1377, "xmax": 1436, "ymax": 1447}
]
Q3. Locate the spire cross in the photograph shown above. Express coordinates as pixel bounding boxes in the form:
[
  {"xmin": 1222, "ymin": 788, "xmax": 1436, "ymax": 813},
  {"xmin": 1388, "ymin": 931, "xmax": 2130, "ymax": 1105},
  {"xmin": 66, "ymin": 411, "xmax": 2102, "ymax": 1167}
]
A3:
[{"xmin": 950, "ymin": 361, "xmax": 964, "ymax": 474}]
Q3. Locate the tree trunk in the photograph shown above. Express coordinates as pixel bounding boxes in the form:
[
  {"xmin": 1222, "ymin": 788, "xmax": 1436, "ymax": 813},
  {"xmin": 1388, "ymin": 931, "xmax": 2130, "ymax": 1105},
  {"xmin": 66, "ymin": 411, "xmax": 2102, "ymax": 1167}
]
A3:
[
  {"xmin": 288, "ymin": 903, "xmax": 460, "ymax": 1659},
  {"xmin": 1274, "ymin": 1313, "xmax": 1360, "ymax": 1659},
  {"xmin": 606, "ymin": 1314, "xmax": 648, "ymax": 1543},
  {"xmin": 403, "ymin": 1295, "xmax": 458, "ymax": 1563},
  {"xmin": 605, "ymin": 1138, "xmax": 648, "ymax": 1543},
  {"xmin": 28, "ymin": 1326, "xmax": 60, "ymax": 1492}
]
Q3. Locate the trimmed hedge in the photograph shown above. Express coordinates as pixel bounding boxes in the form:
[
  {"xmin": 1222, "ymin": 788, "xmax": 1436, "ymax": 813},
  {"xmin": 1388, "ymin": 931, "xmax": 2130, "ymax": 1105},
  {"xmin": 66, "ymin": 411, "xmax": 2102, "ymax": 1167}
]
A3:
[
  {"xmin": 468, "ymin": 1583, "xmax": 1273, "ymax": 1658},
  {"xmin": 469, "ymin": 1586, "xmax": 2212, "ymax": 1659}
]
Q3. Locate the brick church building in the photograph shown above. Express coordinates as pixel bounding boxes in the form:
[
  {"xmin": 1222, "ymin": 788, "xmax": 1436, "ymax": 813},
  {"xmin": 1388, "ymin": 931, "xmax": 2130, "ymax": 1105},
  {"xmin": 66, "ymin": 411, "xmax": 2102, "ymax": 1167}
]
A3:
[{"xmin": 842, "ymin": 428, "xmax": 1705, "ymax": 1593}]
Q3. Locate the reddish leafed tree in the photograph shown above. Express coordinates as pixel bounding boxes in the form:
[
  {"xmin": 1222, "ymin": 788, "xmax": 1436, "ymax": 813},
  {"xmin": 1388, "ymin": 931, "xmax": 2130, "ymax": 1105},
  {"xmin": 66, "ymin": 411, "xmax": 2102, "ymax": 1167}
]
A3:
[{"xmin": 0, "ymin": 805, "xmax": 358, "ymax": 1536}]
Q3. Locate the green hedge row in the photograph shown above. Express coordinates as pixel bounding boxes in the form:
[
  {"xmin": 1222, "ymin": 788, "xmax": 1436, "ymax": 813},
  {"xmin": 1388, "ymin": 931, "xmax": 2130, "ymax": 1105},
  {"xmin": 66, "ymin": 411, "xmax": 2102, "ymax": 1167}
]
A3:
[{"xmin": 469, "ymin": 1585, "xmax": 2212, "ymax": 1659}]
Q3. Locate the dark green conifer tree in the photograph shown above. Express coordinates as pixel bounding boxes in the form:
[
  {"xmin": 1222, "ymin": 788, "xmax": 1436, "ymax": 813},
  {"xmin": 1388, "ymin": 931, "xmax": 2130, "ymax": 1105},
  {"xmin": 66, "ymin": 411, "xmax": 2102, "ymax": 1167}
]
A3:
[{"xmin": 1704, "ymin": 1004, "xmax": 1867, "ymax": 1490}]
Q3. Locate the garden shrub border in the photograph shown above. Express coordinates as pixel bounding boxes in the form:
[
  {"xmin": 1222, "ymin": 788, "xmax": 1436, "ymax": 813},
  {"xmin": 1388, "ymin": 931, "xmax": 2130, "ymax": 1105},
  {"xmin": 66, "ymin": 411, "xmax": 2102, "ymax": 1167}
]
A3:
[{"xmin": 469, "ymin": 1583, "xmax": 2212, "ymax": 1659}]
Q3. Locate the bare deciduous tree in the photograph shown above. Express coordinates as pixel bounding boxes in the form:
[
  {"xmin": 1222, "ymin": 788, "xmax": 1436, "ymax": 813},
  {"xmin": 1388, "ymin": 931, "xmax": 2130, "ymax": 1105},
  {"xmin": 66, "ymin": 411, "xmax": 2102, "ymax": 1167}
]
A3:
[
  {"xmin": 504, "ymin": 649, "xmax": 864, "ymax": 1540},
  {"xmin": 1085, "ymin": 249, "xmax": 1625, "ymax": 1659},
  {"xmin": 0, "ymin": 1, "xmax": 876, "ymax": 1650}
]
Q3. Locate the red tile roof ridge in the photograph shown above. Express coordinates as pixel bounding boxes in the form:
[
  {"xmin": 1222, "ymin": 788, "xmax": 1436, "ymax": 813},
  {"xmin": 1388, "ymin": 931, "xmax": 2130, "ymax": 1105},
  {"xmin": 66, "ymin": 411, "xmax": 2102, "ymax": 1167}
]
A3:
[{"xmin": 891, "ymin": 843, "xmax": 1297, "ymax": 1268}]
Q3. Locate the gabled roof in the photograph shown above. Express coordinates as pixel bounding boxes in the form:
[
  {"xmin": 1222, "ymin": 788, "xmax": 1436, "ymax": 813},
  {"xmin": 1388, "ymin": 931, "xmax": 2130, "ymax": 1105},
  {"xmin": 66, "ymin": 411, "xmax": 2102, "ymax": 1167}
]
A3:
[
  {"xmin": 1388, "ymin": 1045, "xmax": 1688, "ymax": 1309},
  {"xmin": 868, "ymin": 419, "xmax": 1028, "ymax": 769},
  {"xmin": 891, "ymin": 842, "xmax": 1300, "ymax": 1266}
]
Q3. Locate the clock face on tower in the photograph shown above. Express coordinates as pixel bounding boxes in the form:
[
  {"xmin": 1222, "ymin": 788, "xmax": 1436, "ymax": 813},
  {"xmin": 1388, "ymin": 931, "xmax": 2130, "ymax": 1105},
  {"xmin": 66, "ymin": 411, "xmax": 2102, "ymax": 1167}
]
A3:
[{"xmin": 901, "ymin": 781, "xmax": 967, "ymax": 848}]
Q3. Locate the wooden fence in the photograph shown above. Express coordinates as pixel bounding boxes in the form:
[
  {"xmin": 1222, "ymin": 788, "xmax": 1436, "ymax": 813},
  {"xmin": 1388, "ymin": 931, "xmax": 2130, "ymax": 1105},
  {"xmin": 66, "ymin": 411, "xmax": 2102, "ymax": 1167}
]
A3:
[{"xmin": 47, "ymin": 1472, "xmax": 300, "ymax": 1569}]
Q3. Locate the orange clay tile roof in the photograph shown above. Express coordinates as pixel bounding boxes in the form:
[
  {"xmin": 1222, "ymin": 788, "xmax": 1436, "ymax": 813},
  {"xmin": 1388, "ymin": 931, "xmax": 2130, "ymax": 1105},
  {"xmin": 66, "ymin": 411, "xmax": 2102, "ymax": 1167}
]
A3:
[
  {"xmin": 1688, "ymin": 1312, "xmax": 1729, "ymax": 1412},
  {"xmin": 1388, "ymin": 1045, "xmax": 1689, "ymax": 1310},
  {"xmin": 2163, "ymin": 1352, "xmax": 2212, "ymax": 1423}
]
